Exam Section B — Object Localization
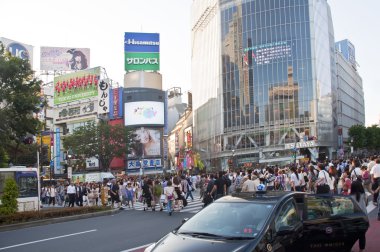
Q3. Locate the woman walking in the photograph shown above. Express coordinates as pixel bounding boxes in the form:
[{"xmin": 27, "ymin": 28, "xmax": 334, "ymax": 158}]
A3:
[
  {"xmin": 350, "ymin": 180, "xmax": 367, "ymax": 252},
  {"xmin": 164, "ymin": 180, "xmax": 175, "ymax": 216}
]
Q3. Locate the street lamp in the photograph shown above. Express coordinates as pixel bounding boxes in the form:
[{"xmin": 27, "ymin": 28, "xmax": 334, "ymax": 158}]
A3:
[{"xmin": 231, "ymin": 149, "xmax": 235, "ymax": 172}]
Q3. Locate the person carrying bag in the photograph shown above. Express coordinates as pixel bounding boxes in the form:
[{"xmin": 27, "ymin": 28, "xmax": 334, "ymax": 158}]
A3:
[{"xmin": 316, "ymin": 164, "xmax": 330, "ymax": 194}]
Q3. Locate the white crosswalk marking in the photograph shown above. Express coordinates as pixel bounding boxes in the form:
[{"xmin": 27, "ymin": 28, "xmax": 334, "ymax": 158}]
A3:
[{"xmin": 124, "ymin": 197, "xmax": 204, "ymax": 214}]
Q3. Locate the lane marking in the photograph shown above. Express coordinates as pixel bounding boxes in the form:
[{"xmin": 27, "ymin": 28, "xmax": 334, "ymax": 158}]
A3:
[
  {"xmin": 120, "ymin": 243, "xmax": 153, "ymax": 252},
  {"xmin": 0, "ymin": 229, "xmax": 97, "ymax": 251}
]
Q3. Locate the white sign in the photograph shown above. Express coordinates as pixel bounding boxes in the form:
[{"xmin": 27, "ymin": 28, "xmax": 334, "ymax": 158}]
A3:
[
  {"xmin": 86, "ymin": 157, "xmax": 99, "ymax": 169},
  {"xmin": 0, "ymin": 37, "xmax": 33, "ymax": 64},
  {"xmin": 67, "ymin": 167, "xmax": 72, "ymax": 179},
  {"xmin": 97, "ymin": 79, "xmax": 110, "ymax": 114},
  {"xmin": 54, "ymin": 101, "xmax": 97, "ymax": 123},
  {"xmin": 285, "ymin": 140, "xmax": 317, "ymax": 150},
  {"xmin": 127, "ymin": 159, "xmax": 162, "ymax": 169},
  {"xmin": 40, "ymin": 47, "xmax": 90, "ymax": 71},
  {"xmin": 85, "ymin": 173, "xmax": 101, "ymax": 182},
  {"xmin": 124, "ymin": 101, "xmax": 164, "ymax": 126}
]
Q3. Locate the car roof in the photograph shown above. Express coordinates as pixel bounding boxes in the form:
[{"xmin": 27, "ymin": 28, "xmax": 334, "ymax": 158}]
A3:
[{"xmin": 217, "ymin": 191, "xmax": 306, "ymax": 204}]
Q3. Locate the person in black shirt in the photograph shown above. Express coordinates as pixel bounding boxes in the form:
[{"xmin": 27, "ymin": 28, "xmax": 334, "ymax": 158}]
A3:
[
  {"xmin": 110, "ymin": 179, "xmax": 121, "ymax": 209},
  {"xmin": 210, "ymin": 171, "xmax": 226, "ymax": 200}
]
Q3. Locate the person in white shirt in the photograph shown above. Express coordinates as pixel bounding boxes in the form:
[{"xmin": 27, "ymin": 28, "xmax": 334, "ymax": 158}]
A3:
[
  {"xmin": 351, "ymin": 160, "xmax": 363, "ymax": 182},
  {"xmin": 290, "ymin": 167, "xmax": 302, "ymax": 191},
  {"xmin": 164, "ymin": 180, "xmax": 175, "ymax": 216},
  {"xmin": 370, "ymin": 158, "xmax": 380, "ymax": 206},
  {"xmin": 48, "ymin": 185, "xmax": 57, "ymax": 206},
  {"xmin": 242, "ymin": 174, "xmax": 260, "ymax": 192},
  {"xmin": 67, "ymin": 182, "xmax": 76, "ymax": 207},
  {"xmin": 316, "ymin": 163, "xmax": 331, "ymax": 194}
]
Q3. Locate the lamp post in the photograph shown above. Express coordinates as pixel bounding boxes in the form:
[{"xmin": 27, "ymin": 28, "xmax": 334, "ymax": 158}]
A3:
[{"xmin": 231, "ymin": 149, "xmax": 235, "ymax": 172}]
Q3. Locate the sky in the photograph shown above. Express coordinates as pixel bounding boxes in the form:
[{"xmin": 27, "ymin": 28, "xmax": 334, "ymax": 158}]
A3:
[{"xmin": 0, "ymin": 0, "xmax": 378, "ymax": 126}]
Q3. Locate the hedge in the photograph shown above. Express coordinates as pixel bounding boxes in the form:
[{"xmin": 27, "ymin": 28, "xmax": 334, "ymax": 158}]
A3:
[{"xmin": 0, "ymin": 206, "xmax": 112, "ymax": 226}]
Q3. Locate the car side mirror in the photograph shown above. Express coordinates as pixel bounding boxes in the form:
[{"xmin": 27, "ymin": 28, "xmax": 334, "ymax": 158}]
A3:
[
  {"xmin": 277, "ymin": 226, "xmax": 295, "ymax": 236},
  {"xmin": 182, "ymin": 218, "xmax": 189, "ymax": 224}
]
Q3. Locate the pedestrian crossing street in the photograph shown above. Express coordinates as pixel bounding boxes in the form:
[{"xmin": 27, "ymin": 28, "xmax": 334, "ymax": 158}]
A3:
[{"xmin": 122, "ymin": 197, "xmax": 204, "ymax": 214}]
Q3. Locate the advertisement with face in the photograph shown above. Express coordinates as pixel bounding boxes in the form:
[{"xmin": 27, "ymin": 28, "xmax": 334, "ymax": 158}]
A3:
[
  {"xmin": 128, "ymin": 127, "xmax": 161, "ymax": 158},
  {"xmin": 40, "ymin": 47, "xmax": 90, "ymax": 71}
]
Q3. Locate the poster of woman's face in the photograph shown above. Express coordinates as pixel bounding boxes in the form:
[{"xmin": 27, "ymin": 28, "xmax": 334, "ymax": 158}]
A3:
[{"xmin": 128, "ymin": 127, "xmax": 161, "ymax": 158}]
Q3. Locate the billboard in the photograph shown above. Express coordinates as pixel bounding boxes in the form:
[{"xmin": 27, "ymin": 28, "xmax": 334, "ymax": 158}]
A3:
[
  {"xmin": 54, "ymin": 101, "xmax": 97, "ymax": 123},
  {"xmin": 109, "ymin": 87, "xmax": 123, "ymax": 119},
  {"xmin": 0, "ymin": 37, "xmax": 33, "ymax": 64},
  {"xmin": 124, "ymin": 101, "xmax": 164, "ymax": 126},
  {"xmin": 54, "ymin": 67, "xmax": 100, "ymax": 105},
  {"xmin": 128, "ymin": 127, "xmax": 161, "ymax": 158},
  {"xmin": 124, "ymin": 32, "xmax": 160, "ymax": 71},
  {"xmin": 40, "ymin": 47, "xmax": 90, "ymax": 71},
  {"xmin": 244, "ymin": 41, "xmax": 292, "ymax": 65}
]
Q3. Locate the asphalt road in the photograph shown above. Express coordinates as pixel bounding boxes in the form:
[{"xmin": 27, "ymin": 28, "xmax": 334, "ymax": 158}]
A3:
[{"xmin": 0, "ymin": 209, "xmax": 194, "ymax": 252}]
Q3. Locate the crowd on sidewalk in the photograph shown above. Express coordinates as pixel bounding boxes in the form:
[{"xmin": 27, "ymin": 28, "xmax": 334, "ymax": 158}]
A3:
[{"xmin": 40, "ymin": 156, "xmax": 380, "ymax": 220}]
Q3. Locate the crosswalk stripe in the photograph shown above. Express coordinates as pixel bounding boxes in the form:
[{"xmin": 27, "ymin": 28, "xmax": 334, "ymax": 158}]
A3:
[{"xmin": 122, "ymin": 198, "xmax": 204, "ymax": 213}]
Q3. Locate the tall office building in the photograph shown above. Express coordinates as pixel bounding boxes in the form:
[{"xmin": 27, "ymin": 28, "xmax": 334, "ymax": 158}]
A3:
[
  {"xmin": 335, "ymin": 39, "xmax": 365, "ymax": 157},
  {"xmin": 192, "ymin": 0, "xmax": 337, "ymax": 168}
]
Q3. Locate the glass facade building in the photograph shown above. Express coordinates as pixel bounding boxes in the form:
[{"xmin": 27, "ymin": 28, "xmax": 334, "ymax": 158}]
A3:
[{"xmin": 192, "ymin": 0, "xmax": 337, "ymax": 168}]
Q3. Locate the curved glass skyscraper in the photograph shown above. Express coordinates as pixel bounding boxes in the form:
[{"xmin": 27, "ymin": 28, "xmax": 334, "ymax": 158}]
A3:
[{"xmin": 192, "ymin": 0, "xmax": 337, "ymax": 168}]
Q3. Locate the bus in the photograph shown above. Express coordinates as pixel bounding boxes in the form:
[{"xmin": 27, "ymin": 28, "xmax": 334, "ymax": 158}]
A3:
[{"xmin": 0, "ymin": 167, "xmax": 40, "ymax": 212}]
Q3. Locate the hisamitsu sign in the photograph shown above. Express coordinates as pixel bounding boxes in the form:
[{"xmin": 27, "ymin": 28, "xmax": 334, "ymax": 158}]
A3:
[{"xmin": 124, "ymin": 32, "xmax": 160, "ymax": 71}]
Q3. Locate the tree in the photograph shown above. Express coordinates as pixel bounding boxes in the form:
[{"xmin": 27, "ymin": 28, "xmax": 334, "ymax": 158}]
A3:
[
  {"xmin": 0, "ymin": 178, "xmax": 19, "ymax": 215},
  {"xmin": 0, "ymin": 43, "xmax": 43, "ymax": 164},
  {"xmin": 63, "ymin": 121, "xmax": 132, "ymax": 171},
  {"xmin": 365, "ymin": 125, "xmax": 380, "ymax": 151},
  {"xmin": 348, "ymin": 125, "xmax": 367, "ymax": 149}
]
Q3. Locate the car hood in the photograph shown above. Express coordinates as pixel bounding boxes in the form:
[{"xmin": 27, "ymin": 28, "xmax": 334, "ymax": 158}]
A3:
[{"xmin": 149, "ymin": 232, "xmax": 254, "ymax": 252}]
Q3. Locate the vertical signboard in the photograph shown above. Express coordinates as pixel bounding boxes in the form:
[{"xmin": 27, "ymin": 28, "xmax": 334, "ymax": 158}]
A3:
[
  {"xmin": 55, "ymin": 128, "xmax": 61, "ymax": 174},
  {"xmin": 124, "ymin": 32, "xmax": 160, "ymax": 71},
  {"xmin": 98, "ymin": 78, "xmax": 110, "ymax": 114}
]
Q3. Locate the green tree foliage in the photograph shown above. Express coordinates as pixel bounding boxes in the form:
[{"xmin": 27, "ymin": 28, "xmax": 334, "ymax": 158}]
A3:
[
  {"xmin": 0, "ymin": 43, "xmax": 43, "ymax": 164},
  {"xmin": 0, "ymin": 147, "xmax": 9, "ymax": 167},
  {"xmin": 63, "ymin": 121, "xmax": 132, "ymax": 171},
  {"xmin": 0, "ymin": 178, "xmax": 19, "ymax": 215},
  {"xmin": 348, "ymin": 125, "xmax": 367, "ymax": 149},
  {"xmin": 365, "ymin": 125, "xmax": 380, "ymax": 151}
]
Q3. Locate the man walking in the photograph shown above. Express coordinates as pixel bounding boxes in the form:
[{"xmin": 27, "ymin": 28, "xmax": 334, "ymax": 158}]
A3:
[
  {"xmin": 75, "ymin": 182, "xmax": 84, "ymax": 206},
  {"xmin": 67, "ymin": 181, "xmax": 76, "ymax": 207}
]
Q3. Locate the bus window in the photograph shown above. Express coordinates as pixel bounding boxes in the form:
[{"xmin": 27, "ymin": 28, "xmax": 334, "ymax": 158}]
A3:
[{"xmin": 16, "ymin": 172, "xmax": 38, "ymax": 198}]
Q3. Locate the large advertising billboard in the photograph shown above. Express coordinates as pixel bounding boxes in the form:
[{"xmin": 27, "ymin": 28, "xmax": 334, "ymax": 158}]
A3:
[
  {"xmin": 0, "ymin": 37, "xmax": 33, "ymax": 64},
  {"xmin": 124, "ymin": 101, "xmax": 164, "ymax": 126},
  {"xmin": 128, "ymin": 127, "xmax": 161, "ymax": 158},
  {"xmin": 40, "ymin": 47, "xmax": 90, "ymax": 71},
  {"xmin": 53, "ymin": 67, "xmax": 100, "ymax": 105},
  {"xmin": 124, "ymin": 32, "xmax": 160, "ymax": 71}
]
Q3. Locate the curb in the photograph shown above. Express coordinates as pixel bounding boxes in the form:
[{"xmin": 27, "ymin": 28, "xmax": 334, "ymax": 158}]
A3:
[{"xmin": 0, "ymin": 209, "xmax": 121, "ymax": 232}]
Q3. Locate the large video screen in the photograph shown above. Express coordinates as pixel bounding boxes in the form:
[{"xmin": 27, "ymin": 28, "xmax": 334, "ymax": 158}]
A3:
[
  {"xmin": 128, "ymin": 127, "xmax": 161, "ymax": 158},
  {"xmin": 124, "ymin": 101, "xmax": 164, "ymax": 126}
]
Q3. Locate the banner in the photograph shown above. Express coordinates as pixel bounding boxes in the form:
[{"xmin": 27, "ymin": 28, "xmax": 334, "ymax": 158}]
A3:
[
  {"xmin": 124, "ymin": 32, "xmax": 160, "ymax": 71},
  {"xmin": 54, "ymin": 67, "xmax": 100, "ymax": 105},
  {"xmin": 40, "ymin": 47, "xmax": 90, "ymax": 71},
  {"xmin": 98, "ymin": 79, "xmax": 110, "ymax": 114}
]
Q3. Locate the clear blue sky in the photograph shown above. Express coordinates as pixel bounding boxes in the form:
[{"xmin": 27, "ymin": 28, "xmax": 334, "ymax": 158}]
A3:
[{"xmin": 0, "ymin": 0, "xmax": 378, "ymax": 126}]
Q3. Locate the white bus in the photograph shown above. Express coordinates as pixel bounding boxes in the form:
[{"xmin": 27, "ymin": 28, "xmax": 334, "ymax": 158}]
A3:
[{"xmin": 0, "ymin": 167, "xmax": 40, "ymax": 211}]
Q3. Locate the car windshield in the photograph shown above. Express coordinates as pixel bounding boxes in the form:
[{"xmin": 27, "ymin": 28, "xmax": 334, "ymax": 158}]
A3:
[{"xmin": 177, "ymin": 201, "xmax": 274, "ymax": 239}]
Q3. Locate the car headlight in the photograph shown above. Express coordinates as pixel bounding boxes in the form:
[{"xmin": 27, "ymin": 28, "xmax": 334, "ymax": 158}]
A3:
[{"xmin": 144, "ymin": 243, "xmax": 156, "ymax": 252}]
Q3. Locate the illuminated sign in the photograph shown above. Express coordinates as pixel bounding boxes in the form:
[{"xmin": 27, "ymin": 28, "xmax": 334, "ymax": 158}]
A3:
[
  {"xmin": 124, "ymin": 101, "xmax": 164, "ymax": 126},
  {"xmin": 285, "ymin": 140, "xmax": 317, "ymax": 150}
]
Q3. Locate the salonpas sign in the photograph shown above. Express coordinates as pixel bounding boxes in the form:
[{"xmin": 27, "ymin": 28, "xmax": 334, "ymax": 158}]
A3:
[
  {"xmin": 54, "ymin": 67, "xmax": 100, "ymax": 105},
  {"xmin": 124, "ymin": 32, "xmax": 160, "ymax": 71}
]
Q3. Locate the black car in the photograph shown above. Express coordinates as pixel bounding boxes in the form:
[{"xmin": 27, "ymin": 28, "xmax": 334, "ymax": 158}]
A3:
[{"xmin": 144, "ymin": 191, "xmax": 369, "ymax": 252}]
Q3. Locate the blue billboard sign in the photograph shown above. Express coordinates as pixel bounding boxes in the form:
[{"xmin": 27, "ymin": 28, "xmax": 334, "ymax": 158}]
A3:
[{"xmin": 124, "ymin": 32, "xmax": 160, "ymax": 53}]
